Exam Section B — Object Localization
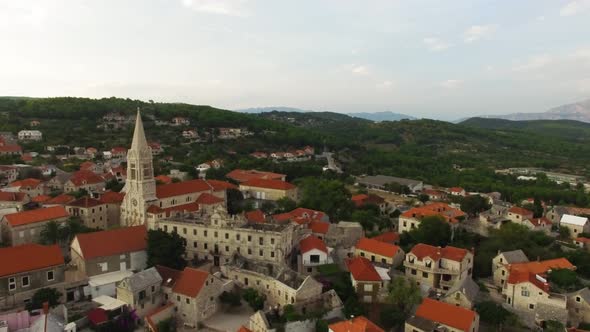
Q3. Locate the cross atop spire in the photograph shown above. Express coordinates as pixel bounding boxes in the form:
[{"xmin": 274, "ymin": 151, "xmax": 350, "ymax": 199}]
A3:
[{"xmin": 131, "ymin": 107, "xmax": 149, "ymax": 150}]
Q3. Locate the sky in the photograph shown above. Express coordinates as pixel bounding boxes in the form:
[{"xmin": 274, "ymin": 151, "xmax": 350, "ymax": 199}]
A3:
[{"xmin": 1, "ymin": 0, "xmax": 589, "ymax": 120}]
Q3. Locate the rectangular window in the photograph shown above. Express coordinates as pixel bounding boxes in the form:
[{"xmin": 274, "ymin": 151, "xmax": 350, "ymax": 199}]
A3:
[
  {"xmin": 225, "ymin": 233, "xmax": 229, "ymax": 239},
  {"xmin": 236, "ymin": 234, "xmax": 240, "ymax": 241},
  {"xmin": 214, "ymin": 231, "xmax": 218, "ymax": 238},
  {"xmin": 21, "ymin": 276, "xmax": 30, "ymax": 288},
  {"xmin": 259, "ymin": 237, "xmax": 263, "ymax": 245},
  {"xmin": 271, "ymin": 238, "xmax": 275, "ymax": 245},
  {"xmin": 204, "ymin": 230, "xmax": 208, "ymax": 237},
  {"xmin": 259, "ymin": 250, "xmax": 263, "ymax": 256},
  {"xmin": 204, "ymin": 243, "xmax": 208, "ymax": 249},
  {"xmin": 248, "ymin": 235, "xmax": 252, "ymax": 242},
  {"xmin": 183, "ymin": 228, "xmax": 187, "ymax": 234},
  {"xmin": 193, "ymin": 241, "xmax": 197, "ymax": 248},
  {"xmin": 363, "ymin": 284, "xmax": 373, "ymax": 291},
  {"xmin": 47, "ymin": 270, "xmax": 54, "ymax": 281},
  {"xmin": 8, "ymin": 277, "xmax": 16, "ymax": 291},
  {"xmin": 193, "ymin": 229, "xmax": 197, "ymax": 235}
]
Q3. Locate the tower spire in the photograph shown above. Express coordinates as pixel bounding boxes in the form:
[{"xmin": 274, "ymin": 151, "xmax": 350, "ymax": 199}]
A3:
[{"xmin": 131, "ymin": 107, "xmax": 148, "ymax": 150}]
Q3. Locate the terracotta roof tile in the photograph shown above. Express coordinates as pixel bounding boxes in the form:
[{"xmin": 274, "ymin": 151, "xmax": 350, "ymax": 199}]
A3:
[
  {"xmin": 240, "ymin": 178, "xmax": 296, "ymax": 190},
  {"xmin": 0, "ymin": 244, "xmax": 64, "ymax": 277},
  {"xmin": 328, "ymin": 316, "xmax": 384, "ymax": 332},
  {"xmin": 172, "ymin": 267, "xmax": 210, "ymax": 298},
  {"xmin": 4, "ymin": 206, "xmax": 69, "ymax": 227},
  {"xmin": 371, "ymin": 231, "xmax": 399, "ymax": 244},
  {"xmin": 308, "ymin": 221, "xmax": 330, "ymax": 234},
  {"xmin": 346, "ymin": 256, "xmax": 381, "ymax": 282},
  {"xmin": 356, "ymin": 237, "xmax": 401, "ymax": 258},
  {"xmin": 226, "ymin": 169, "xmax": 285, "ymax": 183},
  {"xmin": 402, "ymin": 202, "xmax": 465, "ymax": 224},
  {"xmin": 300, "ymin": 235, "xmax": 328, "ymax": 254},
  {"xmin": 0, "ymin": 145, "xmax": 22, "ymax": 153},
  {"xmin": 155, "ymin": 265, "xmax": 183, "ymax": 288},
  {"xmin": 99, "ymin": 191, "xmax": 125, "ymax": 204},
  {"xmin": 508, "ymin": 206, "xmax": 533, "ymax": 216},
  {"xmin": 415, "ymin": 298, "xmax": 477, "ymax": 332},
  {"xmin": 31, "ymin": 195, "xmax": 52, "ymax": 203},
  {"xmin": 74, "ymin": 225, "xmax": 147, "ymax": 259},
  {"xmin": 409, "ymin": 243, "xmax": 469, "ymax": 262},
  {"xmin": 10, "ymin": 178, "xmax": 42, "ymax": 188},
  {"xmin": 196, "ymin": 193, "xmax": 224, "ymax": 205},
  {"xmin": 155, "ymin": 175, "xmax": 172, "ymax": 184},
  {"xmin": 245, "ymin": 210, "xmax": 265, "ymax": 223},
  {"xmin": 273, "ymin": 208, "xmax": 327, "ymax": 223},
  {"xmin": 67, "ymin": 196, "xmax": 104, "ymax": 208},
  {"xmin": 0, "ymin": 192, "xmax": 27, "ymax": 202},
  {"xmin": 69, "ymin": 170, "xmax": 105, "ymax": 186},
  {"xmin": 45, "ymin": 193, "xmax": 76, "ymax": 205}
]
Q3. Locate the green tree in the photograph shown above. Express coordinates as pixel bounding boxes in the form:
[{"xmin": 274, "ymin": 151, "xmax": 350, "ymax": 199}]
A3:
[
  {"xmin": 298, "ymin": 178, "xmax": 353, "ymax": 221},
  {"xmin": 282, "ymin": 304, "xmax": 301, "ymax": 322},
  {"xmin": 39, "ymin": 220, "xmax": 62, "ymax": 245},
  {"xmin": 242, "ymin": 288, "xmax": 266, "ymax": 311},
  {"xmin": 315, "ymin": 320, "xmax": 329, "ymax": 332},
  {"xmin": 548, "ymin": 268, "xmax": 579, "ymax": 291},
  {"xmin": 387, "ymin": 278, "xmax": 421, "ymax": 316},
  {"xmin": 27, "ymin": 288, "xmax": 62, "ymax": 310},
  {"xmin": 544, "ymin": 320, "xmax": 565, "ymax": 332},
  {"xmin": 460, "ymin": 195, "xmax": 491, "ymax": 217},
  {"xmin": 474, "ymin": 301, "xmax": 514, "ymax": 330},
  {"xmin": 156, "ymin": 318, "xmax": 176, "ymax": 332},
  {"xmin": 402, "ymin": 215, "xmax": 452, "ymax": 247},
  {"xmin": 276, "ymin": 197, "xmax": 297, "ymax": 213},
  {"xmin": 146, "ymin": 230, "xmax": 187, "ymax": 270}
]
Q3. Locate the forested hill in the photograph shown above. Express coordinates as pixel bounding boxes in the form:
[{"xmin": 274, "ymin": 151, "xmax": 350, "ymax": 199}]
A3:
[
  {"xmin": 2, "ymin": 97, "xmax": 590, "ymax": 185},
  {"xmin": 460, "ymin": 117, "xmax": 590, "ymax": 142}
]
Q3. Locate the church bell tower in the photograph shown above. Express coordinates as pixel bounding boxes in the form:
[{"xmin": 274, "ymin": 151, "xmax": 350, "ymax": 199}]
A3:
[{"xmin": 121, "ymin": 109, "xmax": 157, "ymax": 227}]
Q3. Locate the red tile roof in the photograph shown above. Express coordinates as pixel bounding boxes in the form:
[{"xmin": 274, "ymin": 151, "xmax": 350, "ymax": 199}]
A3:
[
  {"xmin": 308, "ymin": 221, "xmax": 330, "ymax": 234},
  {"xmin": 0, "ymin": 145, "xmax": 22, "ymax": 153},
  {"xmin": 196, "ymin": 193, "xmax": 224, "ymax": 205},
  {"xmin": 4, "ymin": 206, "xmax": 69, "ymax": 227},
  {"xmin": 10, "ymin": 178, "xmax": 42, "ymax": 188},
  {"xmin": 240, "ymin": 178, "xmax": 296, "ymax": 190},
  {"xmin": 156, "ymin": 179, "xmax": 211, "ymax": 198},
  {"xmin": 346, "ymin": 256, "xmax": 381, "ymax": 282},
  {"xmin": 74, "ymin": 225, "xmax": 147, "ymax": 259},
  {"xmin": 226, "ymin": 169, "xmax": 286, "ymax": 183},
  {"xmin": 508, "ymin": 206, "xmax": 533, "ymax": 216},
  {"xmin": 506, "ymin": 269, "xmax": 550, "ymax": 292},
  {"xmin": 0, "ymin": 244, "xmax": 64, "ymax": 277},
  {"xmin": 300, "ymin": 235, "xmax": 328, "ymax": 254},
  {"xmin": 68, "ymin": 196, "xmax": 104, "ymax": 208},
  {"xmin": 449, "ymin": 187, "xmax": 464, "ymax": 193},
  {"xmin": 528, "ymin": 217, "xmax": 552, "ymax": 226},
  {"xmin": 0, "ymin": 191, "xmax": 27, "ymax": 202},
  {"xmin": 237, "ymin": 326, "xmax": 253, "ymax": 332},
  {"xmin": 351, "ymin": 194, "xmax": 385, "ymax": 207},
  {"xmin": 172, "ymin": 267, "xmax": 210, "ymax": 298},
  {"xmin": 402, "ymin": 202, "xmax": 465, "ymax": 224},
  {"xmin": 245, "ymin": 210, "xmax": 265, "ymax": 224},
  {"xmin": 356, "ymin": 237, "xmax": 401, "ymax": 258},
  {"xmin": 87, "ymin": 308, "xmax": 108, "ymax": 325},
  {"xmin": 45, "ymin": 193, "xmax": 76, "ymax": 205},
  {"xmin": 155, "ymin": 265, "xmax": 183, "ymax": 289},
  {"xmin": 371, "ymin": 231, "xmax": 400, "ymax": 244},
  {"xmin": 69, "ymin": 170, "xmax": 105, "ymax": 186},
  {"xmin": 99, "ymin": 191, "xmax": 125, "ymax": 204},
  {"xmin": 576, "ymin": 237, "xmax": 590, "ymax": 244},
  {"xmin": 273, "ymin": 208, "xmax": 327, "ymax": 223},
  {"xmin": 409, "ymin": 243, "xmax": 469, "ymax": 262},
  {"xmin": 328, "ymin": 316, "xmax": 384, "ymax": 332},
  {"xmin": 206, "ymin": 179, "xmax": 237, "ymax": 191},
  {"xmin": 506, "ymin": 258, "xmax": 575, "ymax": 276},
  {"xmin": 147, "ymin": 202, "xmax": 200, "ymax": 216},
  {"xmin": 155, "ymin": 175, "xmax": 173, "ymax": 184},
  {"xmin": 32, "ymin": 195, "xmax": 52, "ymax": 203},
  {"xmin": 415, "ymin": 298, "xmax": 477, "ymax": 332},
  {"xmin": 145, "ymin": 302, "xmax": 175, "ymax": 331}
]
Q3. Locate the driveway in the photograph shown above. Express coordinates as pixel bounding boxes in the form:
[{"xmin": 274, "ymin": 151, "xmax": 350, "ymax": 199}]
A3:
[{"xmin": 202, "ymin": 303, "xmax": 254, "ymax": 332}]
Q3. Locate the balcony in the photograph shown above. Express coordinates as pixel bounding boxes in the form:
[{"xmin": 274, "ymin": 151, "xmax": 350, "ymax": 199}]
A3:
[{"xmin": 404, "ymin": 261, "xmax": 461, "ymax": 275}]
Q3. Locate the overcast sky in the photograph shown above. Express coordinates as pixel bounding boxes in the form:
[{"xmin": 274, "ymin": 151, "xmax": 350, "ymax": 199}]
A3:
[{"xmin": 1, "ymin": 0, "xmax": 589, "ymax": 120}]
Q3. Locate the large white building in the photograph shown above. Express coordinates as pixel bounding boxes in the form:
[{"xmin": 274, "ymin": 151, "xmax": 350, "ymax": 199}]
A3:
[{"xmin": 17, "ymin": 130, "xmax": 42, "ymax": 141}]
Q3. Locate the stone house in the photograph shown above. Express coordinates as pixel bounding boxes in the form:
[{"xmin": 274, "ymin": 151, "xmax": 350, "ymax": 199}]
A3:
[
  {"xmin": 346, "ymin": 256, "xmax": 390, "ymax": 303},
  {"xmin": 70, "ymin": 225, "xmax": 147, "ymax": 298},
  {"xmin": 226, "ymin": 169, "xmax": 286, "ymax": 183},
  {"xmin": 168, "ymin": 267, "xmax": 226, "ymax": 328},
  {"xmin": 491, "ymin": 250, "xmax": 529, "ymax": 287},
  {"xmin": 66, "ymin": 196, "xmax": 109, "ymax": 229},
  {"xmin": 507, "ymin": 206, "xmax": 534, "ymax": 224},
  {"xmin": 560, "ymin": 214, "xmax": 590, "ymax": 238},
  {"xmin": 441, "ymin": 277, "xmax": 479, "ymax": 309},
  {"xmin": 0, "ymin": 192, "xmax": 29, "ymax": 212},
  {"xmin": 17, "ymin": 130, "xmax": 42, "ymax": 141},
  {"xmin": 0, "ymin": 165, "xmax": 19, "ymax": 184},
  {"xmin": 223, "ymin": 259, "xmax": 323, "ymax": 309},
  {"xmin": 405, "ymin": 298, "xmax": 479, "ymax": 332},
  {"xmin": 567, "ymin": 288, "xmax": 590, "ymax": 326},
  {"xmin": 1, "ymin": 206, "xmax": 69, "ymax": 245},
  {"xmin": 9, "ymin": 178, "xmax": 45, "ymax": 198},
  {"xmin": 46, "ymin": 172, "xmax": 72, "ymax": 192},
  {"xmin": 64, "ymin": 170, "xmax": 106, "ymax": 194},
  {"xmin": 116, "ymin": 267, "xmax": 163, "ymax": 321},
  {"xmin": 44, "ymin": 193, "xmax": 76, "ymax": 207},
  {"xmin": 354, "ymin": 237, "xmax": 405, "ymax": 268},
  {"xmin": 399, "ymin": 203, "xmax": 466, "ymax": 233},
  {"xmin": 0, "ymin": 244, "xmax": 65, "ymax": 310},
  {"xmin": 239, "ymin": 179, "xmax": 298, "ymax": 203},
  {"xmin": 404, "ymin": 243, "xmax": 473, "ymax": 294},
  {"xmin": 98, "ymin": 191, "xmax": 125, "ymax": 228}
]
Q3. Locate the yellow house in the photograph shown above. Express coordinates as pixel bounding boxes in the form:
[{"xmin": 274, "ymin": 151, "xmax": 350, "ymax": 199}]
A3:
[{"xmin": 239, "ymin": 179, "xmax": 297, "ymax": 202}]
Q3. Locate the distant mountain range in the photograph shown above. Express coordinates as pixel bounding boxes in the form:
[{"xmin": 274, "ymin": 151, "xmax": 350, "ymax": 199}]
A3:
[
  {"xmin": 236, "ymin": 107, "xmax": 416, "ymax": 122},
  {"xmin": 464, "ymin": 99, "xmax": 590, "ymax": 123}
]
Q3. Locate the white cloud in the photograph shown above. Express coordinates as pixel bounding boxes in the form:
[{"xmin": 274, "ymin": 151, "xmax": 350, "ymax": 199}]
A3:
[
  {"xmin": 351, "ymin": 65, "xmax": 369, "ymax": 75},
  {"xmin": 423, "ymin": 37, "xmax": 451, "ymax": 52},
  {"xmin": 440, "ymin": 80, "xmax": 462, "ymax": 88},
  {"xmin": 463, "ymin": 24, "xmax": 497, "ymax": 43},
  {"xmin": 536, "ymin": 16, "xmax": 545, "ymax": 21},
  {"xmin": 560, "ymin": 0, "xmax": 590, "ymax": 16},
  {"xmin": 512, "ymin": 54, "xmax": 553, "ymax": 72},
  {"xmin": 181, "ymin": 0, "xmax": 249, "ymax": 17},
  {"xmin": 376, "ymin": 80, "xmax": 394, "ymax": 89}
]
